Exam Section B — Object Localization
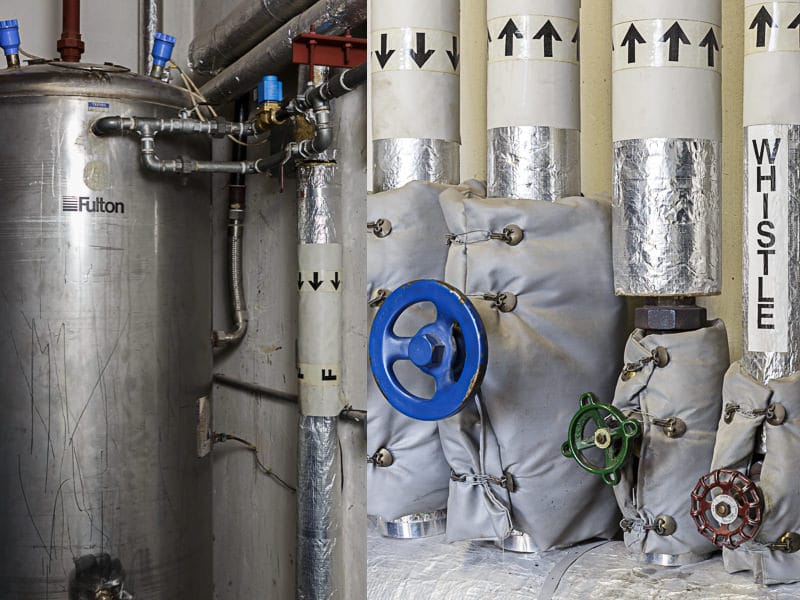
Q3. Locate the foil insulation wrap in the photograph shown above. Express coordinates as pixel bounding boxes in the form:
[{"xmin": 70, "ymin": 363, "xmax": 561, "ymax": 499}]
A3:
[
  {"xmin": 297, "ymin": 416, "xmax": 341, "ymax": 600},
  {"xmin": 298, "ymin": 163, "xmax": 340, "ymax": 244},
  {"xmin": 612, "ymin": 138, "xmax": 721, "ymax": 296},
  {"xmin": 742, "ymin": 126, "xmax": 800, "ymax": 384},
  {"xmin": 372, "ymin": 138, "xmax": 459, "ymax": 192},
  {"xmin": 487, "ymin": 126, "xmax": 580, "ymax": 200}
]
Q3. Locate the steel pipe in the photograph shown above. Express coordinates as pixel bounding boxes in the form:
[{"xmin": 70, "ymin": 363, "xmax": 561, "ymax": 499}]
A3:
[
  {"xmin": 58, "ymin": 0, "xmax": 84, "ymax": 62},
  {"xmin": 138, "ymin": 0, "xmax": 161, "ymax": 75},
  {"xmin": 189, "ymin": 0, "xmax": 319, "ymax": 75}
]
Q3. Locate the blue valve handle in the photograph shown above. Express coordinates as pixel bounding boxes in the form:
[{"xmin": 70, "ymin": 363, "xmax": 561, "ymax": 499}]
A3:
[
  {"xmin": 0, "ymin": 20, "xmax": 20, "ymax": 56},
  {"xmin": 151, "ymin": 32, "xmax": 176, "ymax": 67},
  {"xmin": 369, "ymin": 279, "xmax": 488, "ymax": 421}
]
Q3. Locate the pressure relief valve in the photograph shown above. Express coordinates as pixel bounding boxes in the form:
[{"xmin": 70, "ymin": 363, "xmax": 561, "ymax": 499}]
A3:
[
  {"xmin": 254, "ymin": 75, "xmax": 285, "ymax": 133},
  {"xmin": 0, "ymin": 19, "xmax": 21, "ymax": 69},
  {"xmin": 149, "ymin": 32, "xmax": 175, "ymax": 80}
]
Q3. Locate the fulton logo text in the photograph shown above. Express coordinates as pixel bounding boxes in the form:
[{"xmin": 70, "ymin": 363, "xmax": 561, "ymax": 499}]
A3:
[{"xmin": 62, "ymin": 196, "xmax": 125, "ymax": 215}]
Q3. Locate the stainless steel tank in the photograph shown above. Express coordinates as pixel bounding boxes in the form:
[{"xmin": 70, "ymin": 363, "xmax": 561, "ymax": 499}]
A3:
[{"xmin": 0, "ymin": 63, "xmax": 212, "ymax": 599}]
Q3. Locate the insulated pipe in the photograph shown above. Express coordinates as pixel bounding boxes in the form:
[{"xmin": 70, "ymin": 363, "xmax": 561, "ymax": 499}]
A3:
[
  {"xmin": 138, "ymin": 0, "xmax": 161, "ymax": 75},
  {"xmin": 741, "ymin": 0, "xmax": 800, "ymax": 384},
  {"xmin": 486, "ymin": 0, "xmax": 580, "ymax": 200},
  {"xmin": 57, "ymin": 0, "xmax": 84, "ymax": 62},
  {"xmin": 612, "ymin": 0, "xmax": 722, "ymax": 296},
  {"xmin": 213, "ymin": 96, "xmax": 250, "ymax": 348},
  {"xmin": 296, "ymin": 78, "xmax": 343, "ymax": 595},
  {"xmin": 198, "ymin": 0, "xmax": 367, "ymax": 106},
  {"xmin": 188, "ymin": 0, "xmax": 319, "ymax": 75},
  {"xmin": 370, "ymin": 0, "xmax": 460, "ymax": 191}
]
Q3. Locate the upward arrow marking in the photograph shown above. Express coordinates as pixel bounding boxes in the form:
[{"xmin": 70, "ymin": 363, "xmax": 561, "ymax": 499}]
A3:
[
  {"xmin": 620, "ymin": 23, "xmax": 646, "ymax": 64},
  {"xmin": 410, "ymin": 32, "xmax": 435, "ymax": 68},
  {"xmin": 498, "ymin": 18, "xmax": 523, "ymax": 57},
  {"xmin": 533, "ymin": 19, "xmax": 562, "ymax": 58},
  {"xmin": 789, "ymin": 12, "xmax": 800, "ymax": 45},
  {"xmin": 374, "ymin": 33, "xmax": 395, "ymax": 69},
  {"xmin": 699, "ymin": 28, "xmax": 719, "ymax": 67},
  {"xmin": 659, "ymin": 21, "xmax": 690, "ymax": 62},
  {"xmin": 572, "ymin": 26, "xmax": 580, "ymax": 61},
  {"xmin": 750, "ymin": 6, "xmax": 775, "ymax": 48}
]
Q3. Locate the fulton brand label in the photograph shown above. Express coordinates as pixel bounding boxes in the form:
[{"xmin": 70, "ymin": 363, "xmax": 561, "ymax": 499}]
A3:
[
  {"xmin": 612, "ymin": 20, "xmax": 721, "ymax": 71},
  {"xmin": 747, "ymin": 124, "xmax": 790, "ymax": 353},
  {"xmin": 371, "ymin": 28, "xmax": 460, "ymax": 74},
  {"xmin": 745, "ymin": 3, "xmax": 800, "ymax": 55},
  {"xmin": 62, "ymin": 195, "xmax": 125, "ymax": 214},
  {"xmin": 488, "ymin": 15, "xmax": 579, "ymax": 64}
]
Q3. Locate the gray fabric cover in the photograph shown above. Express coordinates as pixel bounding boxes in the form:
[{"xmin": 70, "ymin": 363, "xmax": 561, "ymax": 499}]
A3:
[
  {"xmin": 437, "ymin": 189, "xmax": 625, "ymax": 549},
  {"xmin": 612, "ymin": 322, "xmax": 729, "ymax": 559},
  {"xmin": 366, "ymin": 181, "xmax": 476, "ymax": 520},
  {"xmin": 713, "ymin": 363, "xmax": 800, "ymax": 584}
]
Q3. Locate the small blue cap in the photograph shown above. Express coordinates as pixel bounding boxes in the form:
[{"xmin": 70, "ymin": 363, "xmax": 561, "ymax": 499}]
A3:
[
  {"xmin": 0, "ymin": 19, "xmax": 20, "ymax": 56},
  {"xmin": 257, "ymin": 75, "xmax": 283, "ymax": 104},
  {"xmin": 151, "ymin": 32, "xmax": 176, "ymax": 67}
]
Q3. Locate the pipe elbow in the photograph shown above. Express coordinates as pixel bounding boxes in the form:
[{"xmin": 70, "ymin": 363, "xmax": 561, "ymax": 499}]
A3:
[
  {"xmin": 92, "ymin": 116, "xmax": 124, "ymax": 136},
  {"xmin": 140, "ymin": 151, "xmax": 165, "ymax": 173}
]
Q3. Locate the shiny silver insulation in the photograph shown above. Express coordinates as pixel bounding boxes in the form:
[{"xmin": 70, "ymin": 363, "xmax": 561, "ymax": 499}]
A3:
[
  {"xmin": 188, "ymin": 0, "xmax": 319, "ymax": 75},
  {"xmin": 612, "ymin": 138, "xmax": 721, "ymax": 296},
  {"xmin": 487, "ymin": 126, "xmax": 580, "ymax": 200},
  {"xmin": 297, "ymin": 416, "xmax": 341, "ymax": 600},
  {"xmin": 372, "ymin": 138, "xmax": 459, "ymax": 192},
  {"xmin": 0, "ymin": 64, "xmax": 211, "ymax": 599},
  {"xmin": 198, "ymin": 0, "xmax": 367, "ymax": 105},
  {"xmin": 299, "ymin": 163, "xmax": 340, "ymax": 244},
  {"xmin": 742, "ymin": 126, "xmax": 800, "ymax": 384}
]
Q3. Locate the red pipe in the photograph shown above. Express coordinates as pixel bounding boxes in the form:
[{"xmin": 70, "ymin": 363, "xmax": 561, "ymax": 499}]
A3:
[{"xmin": 57, "ymin": 0, "xmax": 84, "ymax": 62}]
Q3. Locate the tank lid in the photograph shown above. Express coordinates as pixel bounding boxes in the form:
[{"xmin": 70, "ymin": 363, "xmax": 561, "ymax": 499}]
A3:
[{"xmin": 0, "ymin": 62, "xmax": 196, "ymax": 108}]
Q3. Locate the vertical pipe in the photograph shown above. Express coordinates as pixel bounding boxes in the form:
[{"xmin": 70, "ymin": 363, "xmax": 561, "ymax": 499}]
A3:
[
  {"xmin": 486, "ymin": 0, "xmax": 580, "ymax": 200},
  {"xmin": 138, "ymin": 0, "xmax": 162, "ymax": 75},
  {"xmin": 741, "ymin": 0, "xmax": 800, "ymax": 384},
  {"xmin": 296, "ymin": 67, "xmax": 343, "ymax": 599},
  {"xmin": 57, "ymin": 0, "xmax": 84, "ymax": 62},
  {"xmin": 370, "ymin": 0, "xmax": 460, "ymax": 191},
  {"xmin": 611, "ymin": 0, "xmax": 722, "ymax": 297}
]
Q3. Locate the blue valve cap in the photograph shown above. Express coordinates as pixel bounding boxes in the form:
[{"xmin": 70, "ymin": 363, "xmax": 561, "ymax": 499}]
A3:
[
  {"xmin": 151, "ymin": 32, "xmax": 176, "ymax": 67},
  {"xmin": 0, "ymin": 19, "xmax": 20, "ymax": 56},
  {"xmin": 257, "ymin": 75, "xmax": 282, "ymax": 104}
]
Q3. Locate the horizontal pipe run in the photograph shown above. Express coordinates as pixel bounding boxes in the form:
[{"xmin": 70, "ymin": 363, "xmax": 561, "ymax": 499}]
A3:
[
  {"xmin": 213, "ymin": 373, "xmax": 299, "ymax": 403},
  {"xmin": 275, "ymin": 63, "xmax": 366, "ymax": 122},
  {"xmin": 92, "ymin": 115, "xmax": 254, "ymax": 138}
]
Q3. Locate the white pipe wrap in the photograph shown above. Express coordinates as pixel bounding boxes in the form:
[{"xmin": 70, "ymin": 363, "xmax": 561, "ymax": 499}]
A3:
[
  {"xmin": 612, "ymin": 0, "xmax": 722, "ymax": 296},
  {"xmin": 370, "ymin": 0, "xmax": 460, "ymax": 190},
  {"xmin": 741, "ymin": 2, "xmax": 800, "ymax": 383},
  {"xmin": 486, "ymin": 0, "xmax": 580, "ymax": 200}
]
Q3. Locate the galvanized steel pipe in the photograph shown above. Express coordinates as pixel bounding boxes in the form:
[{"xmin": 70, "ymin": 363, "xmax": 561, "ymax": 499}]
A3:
[
  {"xmin": 370, "ymin": 0, "xmax": 460, "ymax": 191},
  {"xmin": 188, "ymin": 0, "xmax": 319, "ymax": 75},
  {"xmin": 611, "ymin": 0, "xmax": 722, "ymax": 297},
  {"xmin": 741, "ymin": 0, "xmax": 800, "ymax": 383},
  {"xmin": 138, "ymin": 0, "xmax": 161, "ymax": 75},
  {"xmin": 486, "ymin": 0, "xmax": 580, "ymax": 200},
  {"xmin": 198, "ymin": 0, "xmax": 366, "ymax": 106}
]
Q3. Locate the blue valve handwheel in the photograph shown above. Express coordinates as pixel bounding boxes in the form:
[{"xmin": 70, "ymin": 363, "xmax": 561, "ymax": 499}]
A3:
[{"xmin": 369, "ymin": 279, "xmax": 488, "ymax": 421}]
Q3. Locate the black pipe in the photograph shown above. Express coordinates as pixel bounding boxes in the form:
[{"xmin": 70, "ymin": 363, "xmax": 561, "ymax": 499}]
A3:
[{"xmin": 275, "ymin": 62, "xmax": 367, "ymax": 122}]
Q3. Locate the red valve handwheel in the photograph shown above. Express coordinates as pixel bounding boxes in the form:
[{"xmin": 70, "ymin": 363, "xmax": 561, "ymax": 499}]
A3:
[{"xmin": 690, "ymin": 469, "xmax": 762, "ymax": 549}]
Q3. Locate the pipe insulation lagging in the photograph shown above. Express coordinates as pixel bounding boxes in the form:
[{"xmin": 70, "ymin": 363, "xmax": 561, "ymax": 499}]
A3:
[
  {"xmin": 741, "ymin": 0, "xmax": 800, "ymax": 384},
  {"xmin": 370, "ymin": 0, "xmax": 460, "ymax": 191},
  {"xmin": 486, "ymin": 0, "xmax": 580, "ymax": 200},
  {"xmin": 611, "ymin": 0, "xmax": 722, "ymax": 297}
]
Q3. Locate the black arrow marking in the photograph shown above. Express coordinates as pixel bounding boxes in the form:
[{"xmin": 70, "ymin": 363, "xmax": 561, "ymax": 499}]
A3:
[
  {"xmin": 410, "ymin": 32, "xmax": 435, "ymax": 68},
  {"xmin": 321, "ymin": 369, "xmax": 337, "ymax": 382},
  {"xmin": 659, "ymin": 21, "xmax": 690, "ymax": 62},
  {"xmin": 297, "ymin": 272, "xmax": 304, "ymax": 290},
  {"xmin": 572, "ymin": 26, "xmax": 580, "ymax": 61},
  {"xmin": 750, "ymin": 6, "xmax": 775, "ymax": 48},
  {"xmin": 789, "ymin": 12, "xmax": 800, "ymax": 44},
  {"xmin": 488, "ymin": 28, "xmax": 492, "ymax": 43},
  {"xmin": 309, "ymin": 272, "xmax": 323, "ymax": 290},
  {"xmin": 498, "ymin": 18, "xmax": 523, "ymax": 57},
  {"xmin": 533, "ymin": 19, "xmax": 562, "ymax": 58},
  {"xmin": 446, "ymin": 36, "xmax": 460, "ymax": 69},
  {"xmin": 331, "ymin": 272, "xmax": 341, "ymax": 290},
  {"xmin": 699, "ymin": 27, "xmax": 719, "ymax": 67},
  {"xmin": 375, "ymin": 33, "xmax": 395, "ymax": 68},
  {"xmin": 621, "ymin": 23, "xmax": 646, "ymax": 64},
  {"xmin": 297, "ymin": 367, "xmax": 304, "ymax": 380}
]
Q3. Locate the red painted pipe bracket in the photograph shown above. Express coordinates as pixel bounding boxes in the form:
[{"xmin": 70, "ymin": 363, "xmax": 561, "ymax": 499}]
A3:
[{"xmin": 292, "ymin": 26, "xmax": 367, "ymax": 74}]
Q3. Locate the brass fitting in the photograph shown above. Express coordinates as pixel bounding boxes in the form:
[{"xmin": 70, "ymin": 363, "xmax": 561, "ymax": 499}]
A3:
[{"xmin": 253, "ymin": 101, "xmax": 285, "ymax": 134}]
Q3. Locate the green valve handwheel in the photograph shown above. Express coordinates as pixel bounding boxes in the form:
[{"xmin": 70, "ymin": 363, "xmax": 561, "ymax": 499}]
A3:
[{"xmin": 561, "ymin": 392, "xmax": 640, "ymax": 486}]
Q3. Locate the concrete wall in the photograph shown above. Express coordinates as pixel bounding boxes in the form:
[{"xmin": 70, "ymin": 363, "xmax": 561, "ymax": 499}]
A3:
[{"xmin": 459, "ymin": 0, "xmax": 746, "ymax": 359}]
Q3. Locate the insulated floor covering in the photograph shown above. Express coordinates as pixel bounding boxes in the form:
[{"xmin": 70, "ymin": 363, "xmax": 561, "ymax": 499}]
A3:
[{"xmin": 367, "ymin": 519, "xmax": 800, "ymax": 599}]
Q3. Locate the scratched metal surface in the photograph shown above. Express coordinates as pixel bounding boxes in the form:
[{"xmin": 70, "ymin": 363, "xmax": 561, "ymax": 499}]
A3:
[
  {"xmin": 368, "ymin": 521, "xmax": 800, "ymax": 599},
  {"xmin": 0, "ymin": 66, "xmax": 212, "ymax": 599}
]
